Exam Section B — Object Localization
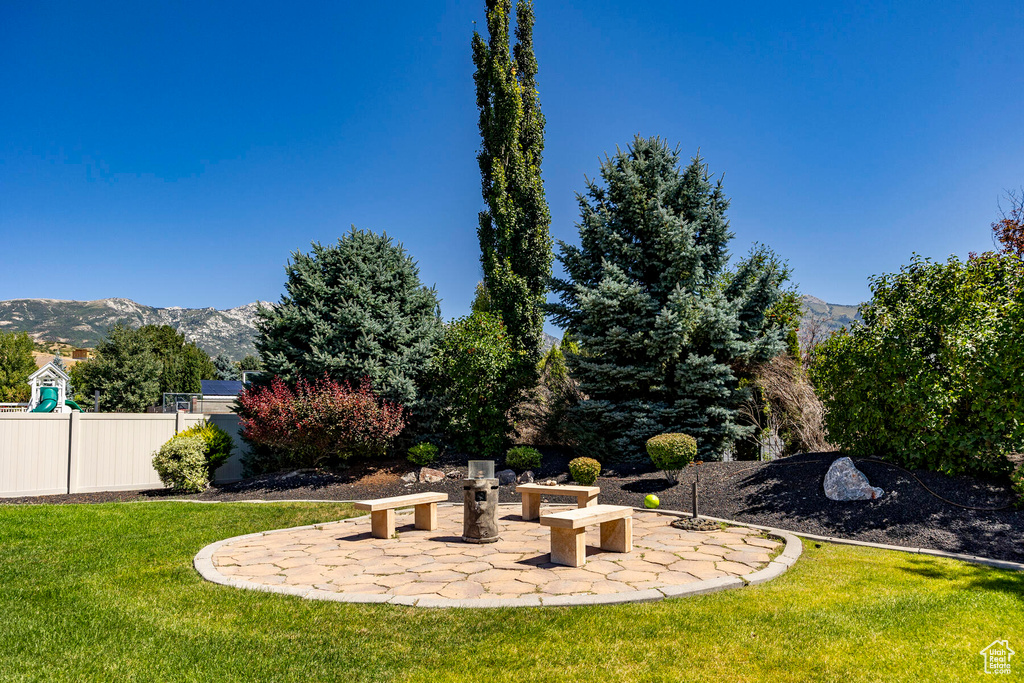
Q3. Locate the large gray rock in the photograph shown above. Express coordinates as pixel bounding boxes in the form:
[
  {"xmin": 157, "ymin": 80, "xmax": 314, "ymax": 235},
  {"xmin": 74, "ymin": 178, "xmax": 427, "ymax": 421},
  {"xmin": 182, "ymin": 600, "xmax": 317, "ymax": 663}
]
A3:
[
  {"xmin": 400, "ymin": 471, "xmax": 418, "ymax": 484},
  {"xmin": 518, "ymin": 470, "xmax": 535, "ymax": 484},
  {"xmin": 419, "ymin": 467, "xmax": 445, "ymax": 484},
  {"xmin": 497, "ymin": 469, "xmax": 517, "ymax": 486},
  {"xmin": 824, "ymin": 457, "xmax": 883, "ymax": 501}
]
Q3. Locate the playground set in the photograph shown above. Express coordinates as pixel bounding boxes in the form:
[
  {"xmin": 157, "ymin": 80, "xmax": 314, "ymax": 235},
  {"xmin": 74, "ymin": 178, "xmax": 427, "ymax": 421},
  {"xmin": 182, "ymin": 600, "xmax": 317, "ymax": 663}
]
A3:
[{"xmin": 26, "ymin": 361, "xmax": 82, "ymax": 413}]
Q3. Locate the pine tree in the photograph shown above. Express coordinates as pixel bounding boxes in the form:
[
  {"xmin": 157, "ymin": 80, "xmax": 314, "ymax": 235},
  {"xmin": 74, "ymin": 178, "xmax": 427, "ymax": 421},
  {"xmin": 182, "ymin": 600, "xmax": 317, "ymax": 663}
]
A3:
[
  {"xmin": 549, "ymin": 136, "xmax": 792, "ymax": 459},
  {"xmin": 472, "ymin": 0, "xmax": 553, "ymax": 395},
  {"xmin": 51, "ymin": 350, "xmax": 75, "ymax": 398},
  {"xmin": 255, "ymin": 227, "xmax": 442, "ymax": 408},
  {"xmin": 214, "ymin": 354, "xmax": 238, "ymax": 381}
]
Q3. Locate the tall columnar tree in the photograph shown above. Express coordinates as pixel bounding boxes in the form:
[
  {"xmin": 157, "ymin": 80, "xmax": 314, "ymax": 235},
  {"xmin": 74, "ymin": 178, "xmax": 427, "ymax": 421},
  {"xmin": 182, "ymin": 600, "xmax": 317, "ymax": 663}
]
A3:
[
  {"xmin": 255, "ymin": 227, "xmax": 443, "ymax": 409},
  {"xmin": 549, "ymin": 136, "xmax": 793, "ymax": 459},
  {"xmin": 472, "ymin": 0, "xmax": 553, "ymax": 394}
]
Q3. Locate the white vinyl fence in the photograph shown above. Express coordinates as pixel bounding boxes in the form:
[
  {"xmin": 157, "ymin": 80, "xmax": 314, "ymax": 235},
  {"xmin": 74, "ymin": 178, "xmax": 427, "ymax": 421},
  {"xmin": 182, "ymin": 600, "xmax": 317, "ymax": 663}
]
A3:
[{"xmin": 0, "ymin": 412, "xmax": 248, "ymax": 498}]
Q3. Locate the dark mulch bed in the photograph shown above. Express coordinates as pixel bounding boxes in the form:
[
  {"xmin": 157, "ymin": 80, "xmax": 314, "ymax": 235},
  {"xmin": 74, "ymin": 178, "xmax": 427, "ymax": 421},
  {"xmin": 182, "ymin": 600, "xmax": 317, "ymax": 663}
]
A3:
[{"xmin": 4, "ymin": 451, "xmax": 1021, "ymax": 563}]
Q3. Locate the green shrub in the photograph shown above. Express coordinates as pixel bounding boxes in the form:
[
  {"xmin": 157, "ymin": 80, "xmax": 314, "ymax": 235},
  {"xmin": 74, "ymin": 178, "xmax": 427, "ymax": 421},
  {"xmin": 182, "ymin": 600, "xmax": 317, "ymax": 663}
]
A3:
[
  {"xmin": 568, "ymin": 456, "xmax": 601, "ymax": 485},
  {"xmin": 646, "ymin": 433, "xmax": 697, "ymax": 482},
  {"xmin": 152, "ymin": 435, "xmax": 209, "ymax": 492},
  {"xmin": 810, "ymin": 253, "xmax": 1024, "ymax": 476},
  {"xmin": 431, "ymin": 312, "xmax": 516, "ymax": 458},
  {"xmin": 1011, "ymin": 469, "xmax": 1024, "ymax": 508},
  {"xmin": 174, "ymin": 421, "xmax": 235, "ymax": 478},
  {"xmin": 505, "ymin": 446, "xmax": 542, "ymax": 471},
  {"xmin": 407, "ymin": 442, "xmax": 439, "ymax": 466}
]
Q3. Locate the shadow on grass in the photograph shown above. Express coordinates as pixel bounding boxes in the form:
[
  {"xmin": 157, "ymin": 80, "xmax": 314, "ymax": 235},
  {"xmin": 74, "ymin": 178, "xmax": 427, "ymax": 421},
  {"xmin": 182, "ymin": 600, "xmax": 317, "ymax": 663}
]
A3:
[{"xmin": 896, "ymin": 555, "xmax": 1024, "ymax": 595}]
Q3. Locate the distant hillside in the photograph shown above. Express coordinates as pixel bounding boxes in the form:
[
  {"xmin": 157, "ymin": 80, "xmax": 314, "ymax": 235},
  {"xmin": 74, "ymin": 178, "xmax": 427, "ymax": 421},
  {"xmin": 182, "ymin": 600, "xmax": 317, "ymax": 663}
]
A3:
[
  {"xmin": 0, "ymin": 298, "xmax": 266, "ymax": 361},
  {"xmin": 800, "ymin": 295, "xmax": 862, "ymax": 333},
  {"xmin": 0, "ymin": 296, "xmax": 856, "ymax": 363}
]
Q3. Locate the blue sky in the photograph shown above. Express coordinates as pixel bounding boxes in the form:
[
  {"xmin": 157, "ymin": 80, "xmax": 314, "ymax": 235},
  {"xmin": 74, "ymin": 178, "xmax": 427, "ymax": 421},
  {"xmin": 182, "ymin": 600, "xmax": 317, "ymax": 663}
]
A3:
[{"xmin": 2, "ymin": 1, "xmax": 1022, "ymax": 332}]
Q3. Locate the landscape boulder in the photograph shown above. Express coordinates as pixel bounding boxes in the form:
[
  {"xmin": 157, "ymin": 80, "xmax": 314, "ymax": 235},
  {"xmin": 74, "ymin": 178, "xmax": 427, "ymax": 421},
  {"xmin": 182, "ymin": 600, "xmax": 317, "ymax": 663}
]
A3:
[
  {"xmin": 400, "ymin": 471, "xmax": 418, "ymax": 484},
  {"xmin": 446, "ymin": 470, "xmax": 464, "ymax": 480},
  {"xmin": 497, "ymin": 469, "xmax": 517, "ymax": 485},
  {"xmin": 419, "ymin": 467, "xmax": 445, "ymax": 484},
  {"xmin": 824, "ymin": 457, "xmax": 884, "ymax": 501},
  {"xmin": 518, "ymin": 470, "xmax": 535, "ymax": 484}
]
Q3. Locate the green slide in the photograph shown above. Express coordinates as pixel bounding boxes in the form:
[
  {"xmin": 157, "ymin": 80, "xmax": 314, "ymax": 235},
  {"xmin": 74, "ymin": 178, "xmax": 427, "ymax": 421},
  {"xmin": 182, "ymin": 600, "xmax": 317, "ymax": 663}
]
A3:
[
  {"xmin": 31, "ymin": 386, "xmax": 59, "ymax": 413},
  {"xmin": 29, "ymin": 387, "xmax": 81, "ymax": 413}
]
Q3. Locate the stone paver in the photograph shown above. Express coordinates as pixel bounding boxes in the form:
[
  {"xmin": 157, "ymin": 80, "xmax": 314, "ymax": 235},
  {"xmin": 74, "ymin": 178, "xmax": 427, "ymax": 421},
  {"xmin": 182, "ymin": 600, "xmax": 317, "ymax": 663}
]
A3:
[{"xmin": 209, "ymin": 505, "xmax": 784, "ymax": 604}]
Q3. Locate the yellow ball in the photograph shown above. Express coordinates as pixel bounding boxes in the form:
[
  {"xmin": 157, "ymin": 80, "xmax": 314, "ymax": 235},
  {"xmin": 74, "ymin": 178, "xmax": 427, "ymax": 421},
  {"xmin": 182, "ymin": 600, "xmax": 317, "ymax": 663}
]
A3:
[{"xmin": 644, "ymin": 494, "xmax": 660, "ymax": 509}]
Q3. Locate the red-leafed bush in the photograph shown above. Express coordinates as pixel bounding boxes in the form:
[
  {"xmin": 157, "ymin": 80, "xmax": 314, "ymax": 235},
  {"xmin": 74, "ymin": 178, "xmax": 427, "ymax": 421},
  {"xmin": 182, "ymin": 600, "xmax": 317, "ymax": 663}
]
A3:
[{"xmin": 236, "ymin": 376, "xmax": 405, "ymax": 468}]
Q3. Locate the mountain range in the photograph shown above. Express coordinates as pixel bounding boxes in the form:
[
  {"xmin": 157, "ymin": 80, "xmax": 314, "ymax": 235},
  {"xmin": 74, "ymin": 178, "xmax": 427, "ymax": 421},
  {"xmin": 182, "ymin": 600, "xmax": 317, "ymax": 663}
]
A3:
[
  {"xmin": 0, "ymin": 298, "xmax": 266, "ymax": 361},
  {"xmin": 0, "ymin": 295, "xmax": 862, "ymax": 362}
]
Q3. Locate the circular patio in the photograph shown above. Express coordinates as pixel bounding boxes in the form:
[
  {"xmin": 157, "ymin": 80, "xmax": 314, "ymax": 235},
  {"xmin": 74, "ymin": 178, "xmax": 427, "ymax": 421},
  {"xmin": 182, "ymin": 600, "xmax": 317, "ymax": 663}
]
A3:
[{"xmin": 195, "ymin": 504, "xmax": 800, "ymax": 607}]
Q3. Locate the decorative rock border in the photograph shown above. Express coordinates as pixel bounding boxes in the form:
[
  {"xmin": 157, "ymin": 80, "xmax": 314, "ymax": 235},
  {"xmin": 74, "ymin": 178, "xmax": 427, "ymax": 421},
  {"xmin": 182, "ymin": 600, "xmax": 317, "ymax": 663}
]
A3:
[{"xmin": 193, "ymin": 505, "xmax": 803, "ymax": 608}]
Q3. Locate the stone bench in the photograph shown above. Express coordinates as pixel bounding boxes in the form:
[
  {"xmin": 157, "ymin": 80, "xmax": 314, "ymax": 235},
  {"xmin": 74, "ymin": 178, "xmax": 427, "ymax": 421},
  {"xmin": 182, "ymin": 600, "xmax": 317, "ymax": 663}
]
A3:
[
  {"xmin": 515, "ymin": 483, "xmax": 600, "ymax": 521},
  {"xmin": 539, "ymin": 504, "xmax": 633, "ymax": 567},
  {"xmin": 354, "ymin": 492, "xmax": 448, "ymax": 539}
]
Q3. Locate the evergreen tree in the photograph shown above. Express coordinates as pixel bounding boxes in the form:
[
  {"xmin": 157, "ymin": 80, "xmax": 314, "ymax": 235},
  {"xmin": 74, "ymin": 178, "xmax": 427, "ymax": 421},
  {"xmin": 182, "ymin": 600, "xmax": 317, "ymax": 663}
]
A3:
[
  {"xmin": 472, "ymin": 0, "xmax": 553, "ymax": 394},
  {"xmin": 213, "ymin": 354, "xmax": 239, "ymax": 381},
  {"xmin": 255, "ymin": 227, "xmax": 442, "ymax": 408},
  {"xmin": 549, "ymin": 136, "xmax": 792, "ymax": 459},
  {"xmin": 0, "ymin": 331, "xmax": 36, "ymax": 402},
  {"xmin": 75, "ymin": 325, "xmax": 162, "ymax": 412},
  {"xmin": 51, "ymin": 350, "xmax": 74, "ymax": 398}
]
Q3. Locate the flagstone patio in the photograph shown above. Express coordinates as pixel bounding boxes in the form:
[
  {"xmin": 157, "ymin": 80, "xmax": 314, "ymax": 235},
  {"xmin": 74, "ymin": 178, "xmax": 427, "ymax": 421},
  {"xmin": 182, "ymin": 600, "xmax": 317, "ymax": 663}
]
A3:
[{"xmin": 201, "ymin": 504, "xmax": 792, "ymax": 606}]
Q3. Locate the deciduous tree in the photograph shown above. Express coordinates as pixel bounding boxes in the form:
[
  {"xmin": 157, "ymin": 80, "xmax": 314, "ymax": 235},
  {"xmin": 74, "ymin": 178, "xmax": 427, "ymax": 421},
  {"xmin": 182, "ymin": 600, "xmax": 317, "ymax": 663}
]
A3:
[
  {"xmin": 75, "ymin": 325, "xmax": 162, "ymax": 412},
  {"xmin": 472, "ymin": 0, "xmax": 553, "ymax": 397},
  {"xmin": 0, "ymin": 331, "xmax": 36, "ymax": 402}
]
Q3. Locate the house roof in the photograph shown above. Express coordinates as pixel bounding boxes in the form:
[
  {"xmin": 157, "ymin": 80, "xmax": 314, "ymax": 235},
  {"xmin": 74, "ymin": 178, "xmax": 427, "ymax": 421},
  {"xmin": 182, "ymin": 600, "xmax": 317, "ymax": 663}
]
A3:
[{"xmin": 200, "ymin": 380, "xmax": 244, "ymax": 396}]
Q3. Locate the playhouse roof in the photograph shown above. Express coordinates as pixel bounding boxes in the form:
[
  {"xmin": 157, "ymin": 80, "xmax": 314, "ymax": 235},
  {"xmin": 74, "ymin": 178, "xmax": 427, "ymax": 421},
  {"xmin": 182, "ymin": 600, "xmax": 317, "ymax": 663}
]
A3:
[{"xmin": 28, "ymin": 361, "xmax": 70, "ymax": 383}]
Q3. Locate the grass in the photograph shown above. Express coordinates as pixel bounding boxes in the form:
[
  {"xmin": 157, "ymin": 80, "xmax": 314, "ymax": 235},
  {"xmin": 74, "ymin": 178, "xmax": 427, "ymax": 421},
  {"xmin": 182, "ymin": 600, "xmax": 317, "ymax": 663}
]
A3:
[{"xmin": 0, "ymin": 502, "xmax": 1021, "ymax": 682}]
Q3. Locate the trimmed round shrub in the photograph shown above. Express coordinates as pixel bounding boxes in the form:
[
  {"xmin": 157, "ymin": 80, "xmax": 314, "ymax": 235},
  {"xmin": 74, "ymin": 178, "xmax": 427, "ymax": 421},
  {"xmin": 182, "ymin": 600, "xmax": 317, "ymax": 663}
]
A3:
[
  {"xmin": 153, "ymin": 435, "xmax": 209, "ymax": 492},
  {"xmin": 407, "ymin": 442, "xmax": 439, "ymax": 466},
  {"xmin": 174, "ymin": 420, "xmax": 235, "ymax": 478},
  {"xmin": 569, "ymin": 456, "xmax": 601, "ymax": 485},
  {"xmin": 646, "ymin": 433, "xmax": 697, "ymax": 483},
  {"xmin": 505, "ymin": 446, "xmax": 542, "ymax": 472}
]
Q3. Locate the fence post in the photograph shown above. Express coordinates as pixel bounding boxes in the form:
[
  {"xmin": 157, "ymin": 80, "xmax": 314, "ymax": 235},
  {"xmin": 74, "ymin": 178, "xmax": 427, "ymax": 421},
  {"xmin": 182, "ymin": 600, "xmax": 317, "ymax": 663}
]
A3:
[
  {"xmin": 175, "ymin": 411, "xmax": 184, "ymax": 434},
  {"xmin": 68, "ymin": 412, "xmax": 81, "ymax": 494}
]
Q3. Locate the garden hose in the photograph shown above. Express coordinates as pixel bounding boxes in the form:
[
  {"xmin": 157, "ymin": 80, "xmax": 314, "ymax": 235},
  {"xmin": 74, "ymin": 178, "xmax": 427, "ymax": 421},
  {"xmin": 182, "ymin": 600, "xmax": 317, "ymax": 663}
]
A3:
[{"xmin": 855, "ymin": 457, "xmax": 1016, "ymax": 512}]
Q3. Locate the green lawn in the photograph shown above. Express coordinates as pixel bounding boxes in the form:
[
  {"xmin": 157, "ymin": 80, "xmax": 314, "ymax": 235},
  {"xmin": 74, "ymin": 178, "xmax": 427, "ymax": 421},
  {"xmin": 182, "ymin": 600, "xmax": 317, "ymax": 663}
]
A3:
[{"xmin": 0, "ymin": 502, "xmax": 1020, "ymax": 682}]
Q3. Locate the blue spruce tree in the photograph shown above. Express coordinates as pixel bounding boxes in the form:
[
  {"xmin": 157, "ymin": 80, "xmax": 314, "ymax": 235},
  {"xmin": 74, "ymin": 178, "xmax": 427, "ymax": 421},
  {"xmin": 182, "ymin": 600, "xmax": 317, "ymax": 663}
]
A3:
[
  {"xmin": 255, "ymin": 227, "xmax": 442, "ymax": 409},
  {"xmin": 549, "ymin": 136, "xmax": 793, "ymax": 459}
]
